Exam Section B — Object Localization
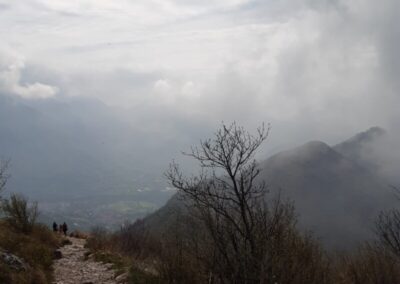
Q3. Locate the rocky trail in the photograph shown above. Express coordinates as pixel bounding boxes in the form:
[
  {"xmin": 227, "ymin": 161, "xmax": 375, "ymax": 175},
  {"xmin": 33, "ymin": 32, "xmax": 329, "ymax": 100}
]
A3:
[{"xmin": 53, "ymin": 237, "xmax": 127, "ymax": 284}]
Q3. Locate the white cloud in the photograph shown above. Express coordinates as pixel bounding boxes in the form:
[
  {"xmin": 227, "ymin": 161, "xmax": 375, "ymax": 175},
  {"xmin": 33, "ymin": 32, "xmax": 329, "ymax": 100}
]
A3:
[
  {"xmin": 0, "ymin": 0, "xmax": 399, "ymax": 145},
  {"xmin": 13, "ymin": 82, "xmax": 58, "ymax": 99},
  {"xmin": 0, "ymin": 48, "xmax": 58, "ymax": 99},
  {"xmin": 154, "ymin": 79, "xmax": 171, "ymax": 93},
  {"xmin": 181, "ymin": 81, "xmax": 196, "ymax": 96}
]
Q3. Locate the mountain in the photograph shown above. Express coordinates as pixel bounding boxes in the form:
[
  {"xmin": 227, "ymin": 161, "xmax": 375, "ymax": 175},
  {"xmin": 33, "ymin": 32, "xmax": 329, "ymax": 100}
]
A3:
[
  {"xmin": 259, "ymin": 140, "xmax": 392, "ymax": 248},
  {"xmin": 333, "ymin": 127, "xmax": 387, "ymax": 172},
  {"xmin": 143, "ymin": 129, "xmax": 398, "ymax": 249}
]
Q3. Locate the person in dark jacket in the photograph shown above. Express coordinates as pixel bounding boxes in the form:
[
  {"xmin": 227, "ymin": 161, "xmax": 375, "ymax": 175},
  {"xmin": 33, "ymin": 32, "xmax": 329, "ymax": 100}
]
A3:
[
  {"xmin": 62, "ymin": 222, "xmax": 68, "ymax": 236},
  {"xmin": 52, "ymin": 222, "xmax": 58, "ymax": 232}
]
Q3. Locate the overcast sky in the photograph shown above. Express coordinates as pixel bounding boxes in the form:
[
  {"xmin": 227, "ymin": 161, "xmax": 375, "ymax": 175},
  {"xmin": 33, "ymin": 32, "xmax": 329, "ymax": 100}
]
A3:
[{"xmin": 1, "ymin": 0, "xmax": 399, "ymax": 151}]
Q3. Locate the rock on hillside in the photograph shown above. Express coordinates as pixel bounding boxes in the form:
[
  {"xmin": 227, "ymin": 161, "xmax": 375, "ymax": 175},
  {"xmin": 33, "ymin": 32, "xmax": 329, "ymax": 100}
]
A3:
[{"xmin": 0, "ymin": 250, "xmax": 29, "ymax": 272}]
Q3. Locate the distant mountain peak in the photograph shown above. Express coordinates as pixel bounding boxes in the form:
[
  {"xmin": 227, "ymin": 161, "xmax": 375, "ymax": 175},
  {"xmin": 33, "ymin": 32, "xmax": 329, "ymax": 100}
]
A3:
[
  {"xmin": 300, "ymin": 140, "xmax": 331, "ymax": 151},
  {"xmin": 287, "ymin": 140, "xmax": 334, "ymax": 158},
  {"xmin": 333, "ymin": 126, "xmax": 387, "ymax": 172},
  {"xmin": 367, "ymin": 126, "xmax": 386, "ymax": 134},
  {"xmin": 355, "ymin": 126, "xmax": 386, "ymax": 139},
  {"xmin": 263, "ymin": 140, "xmax": 341, "ymax": 169},
  {"xmin": 336, "ymin": 126, "xmax": 386, "ymax": 147}
]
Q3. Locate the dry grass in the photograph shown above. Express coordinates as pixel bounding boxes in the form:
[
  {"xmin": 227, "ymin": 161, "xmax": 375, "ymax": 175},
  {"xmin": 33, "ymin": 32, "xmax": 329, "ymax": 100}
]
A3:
[
  {"xmin": 334, "ymin": 244, "xmax": 400, "ymax": 284},
  {"xmin": 0, "ymin": 220, "xmax": 61, "ymax": 284},
  {"xmin": 69, "ymin": 230, "xmax": 89, "ymax": 239}
]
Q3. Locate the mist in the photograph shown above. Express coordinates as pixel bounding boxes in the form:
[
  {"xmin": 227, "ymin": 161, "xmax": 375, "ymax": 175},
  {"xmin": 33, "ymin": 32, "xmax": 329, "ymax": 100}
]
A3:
[{"xmin": 1, "ymin": 0, "xmax": 400, "ymax": 231}]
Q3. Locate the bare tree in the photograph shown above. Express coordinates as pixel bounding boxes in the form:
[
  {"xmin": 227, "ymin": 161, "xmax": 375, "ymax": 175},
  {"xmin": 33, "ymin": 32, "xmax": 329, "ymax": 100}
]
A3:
[
  {"xmin": 165, "ymin": 122, "xmax": 300, "ymax": 283},
  {"xmin": 0, "ymin": 159, "xmax": 10, "ymax": 196},
  {"xmin": 337, "ymin": 243, "xmax": 400, "ymax": 284},
  {"xmin": 375, "ymin": 209, "xmax": 400, "ymax": 257},
  {"xmin": 374, "ymin": 186, "xmax": 400, "ymax": 258}
]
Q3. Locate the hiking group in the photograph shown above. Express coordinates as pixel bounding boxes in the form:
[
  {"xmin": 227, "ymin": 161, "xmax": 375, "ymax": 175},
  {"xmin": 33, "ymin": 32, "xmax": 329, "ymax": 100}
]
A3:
[{"xmin": 53, "ymin": 221, "xmax": 68, "ymax": 236}]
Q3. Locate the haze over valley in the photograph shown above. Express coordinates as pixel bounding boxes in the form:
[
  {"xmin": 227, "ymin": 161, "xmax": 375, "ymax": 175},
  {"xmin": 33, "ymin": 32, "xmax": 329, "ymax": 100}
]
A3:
[
  {"xmin": 1, "ymin": 1, "xmax": 400, "ymax": 282},
  {"xmin": 1, "ymin": 90, "xmax": 399, "ymax": 245}
]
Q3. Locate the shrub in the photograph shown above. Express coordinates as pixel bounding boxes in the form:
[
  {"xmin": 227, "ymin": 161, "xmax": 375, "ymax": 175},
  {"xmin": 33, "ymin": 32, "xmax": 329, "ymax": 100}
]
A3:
[
  {"xmin": 32, "ymin": 223, "xmax": 60, "ymax": 247},
  {"xmin": 85, "ymin": 226, "xmax": 109, "ymax": 251},
  {"xmin": 128, "ymin": 266, "xmax": 161, "ymax": 284},
  {"xmin": 61, "ymin": 238, "xmax": 72, "ymax": 246},
  {"xmin": 1, "ymin": 194, "xmax": 38, "ymax": 234},
  {"xmin": 375, "ymin": 209, "xmax": 400, "ymax": 257},
  {"xmin": 0, "ymin": 220, "xmax": 60, "ymax": 283},
  {"xmin": 261, "ymin": 230, "xmax": 332, "ymax": 284},
  {"xmin": 336, "ymin": 244, "xmax": 400, "ymax": 284},
  {"xmin": 69, "ymin": 230, "xmax": 89, "ymax": 239},
  {"xmin": 115, "ymin": 219, "xmax": 158, "ymax": 259}
]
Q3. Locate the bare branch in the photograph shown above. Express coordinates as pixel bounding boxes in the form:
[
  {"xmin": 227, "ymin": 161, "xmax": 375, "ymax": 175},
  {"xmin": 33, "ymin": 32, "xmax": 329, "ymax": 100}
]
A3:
[
  {"xmin": 0, "ymin": 159, "xmax": 10, "ymax": 195},
  {"xmin": 164, "ymin": 122, "xmax": 298, "ymax": 281}
]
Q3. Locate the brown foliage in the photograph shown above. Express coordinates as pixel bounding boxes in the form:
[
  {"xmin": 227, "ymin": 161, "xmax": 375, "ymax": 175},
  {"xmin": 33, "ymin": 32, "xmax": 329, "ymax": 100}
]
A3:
[
  {"xmin": 1, "ymin": 193, "xmax": 39, "ymax": 234},
  {"xmin": 0, "ymin": 220, "xmax": 60, "ymax": 284},
  {"xmin": 163, "ymin": 123, "xmax": 332, "ymax": 283},
  {"xmin": 375, "ymin": 209, "xmax": 400, "ymax": 257},
  {"xmin": 335, "ymin": 244, "xmax": 400, "ymax": 284}
]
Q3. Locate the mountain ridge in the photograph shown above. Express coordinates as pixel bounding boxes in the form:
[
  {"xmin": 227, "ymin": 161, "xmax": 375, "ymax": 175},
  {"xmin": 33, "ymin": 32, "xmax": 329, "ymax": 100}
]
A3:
[{"xmin": 144, "ymin": 127, "xmax": 396, "ymax": 249}]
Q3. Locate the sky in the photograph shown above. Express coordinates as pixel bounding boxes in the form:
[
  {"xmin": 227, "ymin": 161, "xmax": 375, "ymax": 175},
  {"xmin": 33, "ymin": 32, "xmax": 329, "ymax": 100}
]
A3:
[{"xmin": 0, "ymin": 0, "xmax": 399, "ymax": 151}]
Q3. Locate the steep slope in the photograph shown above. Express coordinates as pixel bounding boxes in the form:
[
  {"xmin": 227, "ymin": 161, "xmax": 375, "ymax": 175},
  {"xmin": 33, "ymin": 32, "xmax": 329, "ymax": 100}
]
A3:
[{"xmin": 259, "ymin": 140, "xmax": 393, "ymax": 248}]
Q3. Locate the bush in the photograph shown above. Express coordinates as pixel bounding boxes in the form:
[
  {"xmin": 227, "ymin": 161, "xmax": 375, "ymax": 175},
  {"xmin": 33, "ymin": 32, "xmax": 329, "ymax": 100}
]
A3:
[
  {"xmin": 128, "ymin": 266, "xmax": 161, "ymax": 284},
  {"xmin": 115, "ymin": 219, "xmax": 158, "ymax": 259},
  {"xmin": 1, "ymin": 194, "xmax": 38, "ymax": 234},
  {"xmin": 61, "ymin": 238, "xmax": 72, "ymax": 246},
  {"xmin": 0, "ymin": 220, "xmax": 60, "ymax": 283},
  {"xmin": 150, "ymin": 213, "xmax": 332, "ymax": 284},
  {"xmin": 335, "ymin": 244, "xmax": 400, "ymax": 284},
  {"xmin": 69, "ymin": 230, "xmax": 89, "ymax": 239},
  {"xmin": 261, "ymin": 230, "xmax": 332, "ymax": 284},
  {"xmin": 85, "ymin": 226, "xmax": 110, "ymax": 251},
  {"xmin": 375, "ymin": 209, "xmax": 400, "ymax": 257}
]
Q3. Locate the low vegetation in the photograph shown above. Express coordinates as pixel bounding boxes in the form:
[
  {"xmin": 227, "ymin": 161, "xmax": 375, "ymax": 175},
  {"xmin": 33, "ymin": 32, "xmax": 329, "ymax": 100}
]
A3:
[
  {"xmin": 86, "ymin": 215, "xmax": 400, "ymax": 284},
  {"xmin": 0, "ymin": 163, "xmax": 62, "ymax": 283},
  {"xmin": 84, "ymin": 123, "xmax": 400, "ymax": 283},
  {"xmin": 85, "ymin": 224, "xmax": 160, "ymax": 283},
  {"xmin": 0, "ymin": 210, "xmax": 61, "ymax": 283},
  {"xmin": 1, "ymin": 193, "xmax": 39, "ymax": 234}
]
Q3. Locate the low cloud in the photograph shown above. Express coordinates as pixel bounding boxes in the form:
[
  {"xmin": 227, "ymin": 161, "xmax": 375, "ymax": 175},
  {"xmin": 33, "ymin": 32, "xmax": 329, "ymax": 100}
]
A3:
[{"xmin": 1, "ymin": 0, "xmax": 400, "ymax": 148}]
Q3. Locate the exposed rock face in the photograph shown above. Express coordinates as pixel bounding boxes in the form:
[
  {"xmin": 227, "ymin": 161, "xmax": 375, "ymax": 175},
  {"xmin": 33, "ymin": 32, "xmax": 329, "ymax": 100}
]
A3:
[
  {"xmin": 0, "ymin": 250, "xmax": 29, "ymax": 271},
  {"xmin": 53, "ymin": 237, "xmax": 124, "ymax": 284}
]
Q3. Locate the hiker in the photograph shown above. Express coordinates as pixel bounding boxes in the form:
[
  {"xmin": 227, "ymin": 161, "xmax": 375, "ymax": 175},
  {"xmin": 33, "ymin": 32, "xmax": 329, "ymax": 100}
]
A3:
[
  {"xmin": 59, "ymin": 223, "xmax": 63, "ymax": 234},
  {"xmin": 52, "ymin": 222, "xmax": 58, "ymax": 232},
  {"xmin": 62, "ymin": 222, "xmax": 68, "ymax": 236}
]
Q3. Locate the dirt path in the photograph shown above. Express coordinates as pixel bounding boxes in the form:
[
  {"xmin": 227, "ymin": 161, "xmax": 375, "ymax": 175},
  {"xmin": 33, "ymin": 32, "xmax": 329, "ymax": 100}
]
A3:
[{"xmin": 53, "ymin": 237, "xmax": 122, "ymax": 284}]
